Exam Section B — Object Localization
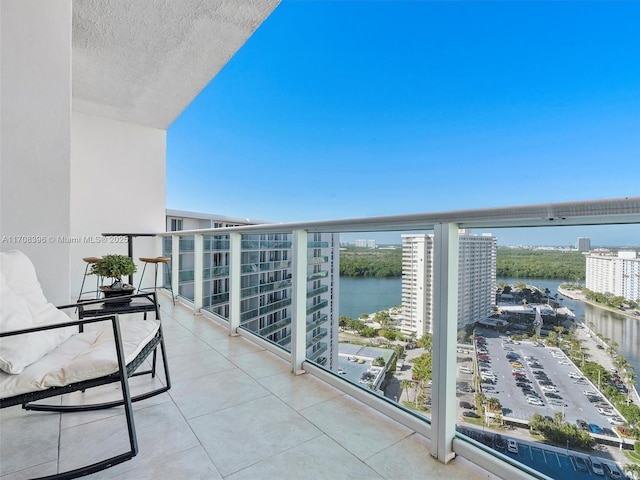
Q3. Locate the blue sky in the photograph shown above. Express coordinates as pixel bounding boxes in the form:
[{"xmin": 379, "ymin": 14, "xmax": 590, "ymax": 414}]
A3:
[{"xmin": 167, "ymin": 1, "xmax": 639, "ymax": 247}]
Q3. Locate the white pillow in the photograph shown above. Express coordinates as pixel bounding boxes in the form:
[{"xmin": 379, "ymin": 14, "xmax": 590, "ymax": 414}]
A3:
[
  {"xmin": 0, "ymin": 253, "xmax": 75, "ymax": 374},
  {"xmin": 0, "ymin": 250, "xmax": 48, "ymax": 305}
]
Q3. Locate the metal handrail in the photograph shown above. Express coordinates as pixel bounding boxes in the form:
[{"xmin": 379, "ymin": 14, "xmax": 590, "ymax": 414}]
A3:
[{"xmin": 158, "ymin": 197, "xmax": 640, "ymax": 236}]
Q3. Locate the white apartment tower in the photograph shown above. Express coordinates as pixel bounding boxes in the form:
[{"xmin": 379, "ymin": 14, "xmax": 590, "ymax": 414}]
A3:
[
  {"xmin": 355, "ymin": 239, "xmax": 376, "ymax": 249},
  {"xmin": 586, "ymin": 250, "xmax": 640, "ymax": 302},
  {"xmin": 401, "ymin": 231, "xmax": 497, "ymax": 336}
]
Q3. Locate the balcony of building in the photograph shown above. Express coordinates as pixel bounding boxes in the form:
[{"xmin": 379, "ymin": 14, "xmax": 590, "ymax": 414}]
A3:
[{"xmin": 2, "ymin": 3, "xmax": 640, "ymax": 480}]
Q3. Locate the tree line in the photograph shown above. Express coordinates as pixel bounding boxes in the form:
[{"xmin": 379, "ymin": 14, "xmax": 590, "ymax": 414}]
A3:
[{"xmin": 340, "ymin": 246, "xmax": 587, "ymax": 280}]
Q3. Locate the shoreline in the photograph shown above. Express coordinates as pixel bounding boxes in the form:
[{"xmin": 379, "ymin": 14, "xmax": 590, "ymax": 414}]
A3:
[
  {"xmin": 558, "ymin": 286, "xmax": 640, "ymax": 321},
  {"xmin": 558, "ymin": 287, "xmax": 640, "ymax": 402}
]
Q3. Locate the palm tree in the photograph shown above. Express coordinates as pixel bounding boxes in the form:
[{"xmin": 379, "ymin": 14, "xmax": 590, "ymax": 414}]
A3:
[
  {"xmin": 624, "ymin": 464, "xmax": 640, "ymax": 480},
  {"xmin": 486, "ymin": 397, "xmax": 501, "ymax": 412},
  {"xmin": 614, "ymin": 355, "xmax": 628, "ymax": 373},
  {"xmin": 623, "ymin": 368, "xmax": 636, "ymax": 402},
  {"xmin": 399, "ymin": 379, "xmax": 412, "ymax": 402},
  {"xmin": 417, "ymin": 333, "xmax": 433, "ymax": 353}
]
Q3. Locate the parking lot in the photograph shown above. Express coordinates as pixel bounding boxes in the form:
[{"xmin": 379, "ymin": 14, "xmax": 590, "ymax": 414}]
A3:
[
  {"xmin": 468, "ymin": 328, "xmax": 623, "ymax": 439},
  {"xmin": 457, "ymin": 425, "xmax": 626, "ymax": 480}
]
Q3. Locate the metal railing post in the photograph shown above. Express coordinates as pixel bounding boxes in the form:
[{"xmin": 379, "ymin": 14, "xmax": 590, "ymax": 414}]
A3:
[
  {"xmin": 291, "ymin": 229, "xmax": 308, "ymax": 374},
  {"xmin": 228, "ymin": 232, "xmax": 241, "ymax": 336},
  {"xmin": 171, "ymin": 234, "xmax": 179, "ymax": 301},
  {"xmin": 193, "ymin": 234, "xmax": 203, "ymax": 311},
  {"xmin": 431, "ymin": 222, "xmax": 459, "ymax": 463}
]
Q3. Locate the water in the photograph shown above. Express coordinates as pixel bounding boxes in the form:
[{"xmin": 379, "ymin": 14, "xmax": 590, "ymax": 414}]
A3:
[
  {"xmin": 338, "ymin": 276, "xmax": 402, "ymax": 319},
  {"xmin": 339, "ymin": 276, "xmax": 640, "ymax": 388}
]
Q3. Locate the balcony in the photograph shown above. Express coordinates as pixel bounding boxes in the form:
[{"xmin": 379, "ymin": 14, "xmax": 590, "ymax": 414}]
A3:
[
  {"xmin": 0, "ymin": 298, "xmax": 496, "ymax": 479},
  {"xmin": 147, "ymin": 198, "xmax": 640, "ymax": 480},
  {"xmin": 3, "ymin": 197, "xmax": 639, "ymax": 479},
  {"xmin": 3, "ymin": 4, "xmax": 639, "ymax": 478}
]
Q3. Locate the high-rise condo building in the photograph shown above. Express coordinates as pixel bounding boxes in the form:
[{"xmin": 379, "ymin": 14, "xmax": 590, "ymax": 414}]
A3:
[
  {"xmin": 586, "ymin": 250, "xmax": 640, "ymax": 302},
  {"xmin": 401, "ymin": 231, "xmax": 497, "ymax": 336},
  {"xmin": 577, "ymin": 237, "xmax": 591, "ymax": 252}
]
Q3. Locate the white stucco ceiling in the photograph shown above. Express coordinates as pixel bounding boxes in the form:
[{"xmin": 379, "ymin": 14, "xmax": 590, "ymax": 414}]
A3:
[{"xmin": 72, "ymin": 0, "xmax": 280, "ymax": 129}]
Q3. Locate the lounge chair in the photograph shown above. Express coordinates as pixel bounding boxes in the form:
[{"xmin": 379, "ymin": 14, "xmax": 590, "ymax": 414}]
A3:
[{"xmin": 0, "ymin": 250, "xmax": 170, "ymax": 479}]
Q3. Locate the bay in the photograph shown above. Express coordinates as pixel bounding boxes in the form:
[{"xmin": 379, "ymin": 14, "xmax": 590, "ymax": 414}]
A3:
[
  {"xmin": 338, "ymin": 276, "xmax": 402, "ymax": 319},
  {"xmin": 339, "ymin": 275, "xmax": 639, "ymax": 389}
]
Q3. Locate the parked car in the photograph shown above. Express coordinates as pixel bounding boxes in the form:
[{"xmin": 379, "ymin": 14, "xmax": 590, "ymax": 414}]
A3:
[
  {"xmin": 590, "ymin": 456, "xmax": 605, "ymax": 476},
  {"xmin": 507, "ymin": 439, "xmax": 518, "ymax": 454},
  {"xmin": 545, "ymin": 392, "xmax": 562, "ymax": 399},
  {"xmin": 494, "ymin": 434, "xmax": 505, "ymax": 450},
  {"xmin": 589, "ymin": 423, "xmax": 602, "ymax": 434},
  {"xmin": 603, "ymin": 462, "xmax": 623, "ymax": 479},
  {"xmin": 573, "ymin": 455, "xmax": 589, "ymax": 472},
  {"xmin": 462, "ymin": 411, "xmax": 480, "ymax": 418},
  {"xmin": 576, "ymin": 419, "xmax": 589, "ymax": 430},
  {"xmin": 527, "ymin": 397, "xmax": 544, "ymax": 406}
]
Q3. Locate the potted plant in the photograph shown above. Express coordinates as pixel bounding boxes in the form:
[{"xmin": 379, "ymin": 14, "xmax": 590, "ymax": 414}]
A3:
[{"xmin": 90, "ymin": 254, "xmax": 137, "ymax": 298}]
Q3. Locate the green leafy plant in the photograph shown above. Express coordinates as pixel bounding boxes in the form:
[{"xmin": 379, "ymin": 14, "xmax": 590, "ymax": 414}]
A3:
[{"xmin": 90, "ymin": 254, "xmax": 136, "ymax": 289}]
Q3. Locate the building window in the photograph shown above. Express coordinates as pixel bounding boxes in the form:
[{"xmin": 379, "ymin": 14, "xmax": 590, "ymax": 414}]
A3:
[{"xmin": 170, "ymin": 218, "xmax": 183, "ymax": 231}]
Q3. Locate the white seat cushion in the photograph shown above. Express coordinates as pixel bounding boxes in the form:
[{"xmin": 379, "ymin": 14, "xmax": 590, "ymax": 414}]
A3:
[{"xmin": 0, "ymin": 318, "xmax": 160, "ymax": 399}]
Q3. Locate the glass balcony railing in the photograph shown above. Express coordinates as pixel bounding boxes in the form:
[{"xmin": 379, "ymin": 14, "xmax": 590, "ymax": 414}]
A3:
[
  {"xmin": 307, "ymin": 256, "xmax": 329, "ymax": 265},
  {"xmin": 258, "ymin": 316, "xmax": 291, "ymax": 337},
  {"xmin": 307, "ymin": 270, "xmax": 329, "ymax": 281},
  {"xmin": 306, "ymin": 285, "xmax": 328, "ymax": 297},
  {"xmin": 307, "ymin": 314, "xmax": 328, "ymax": 328},
  {"xmin": 306, "ymin": 299, "xmax": 328, "ymax": 315},
  {"xmin": 158, "ymin": 197, "xmax": 640, "ymax": 480}
]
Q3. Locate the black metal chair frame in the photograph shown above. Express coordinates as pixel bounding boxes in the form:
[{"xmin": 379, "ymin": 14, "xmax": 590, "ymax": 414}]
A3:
[{"xmin": 0, "ymin": 292, "xmax": 171, "ymax": 480}]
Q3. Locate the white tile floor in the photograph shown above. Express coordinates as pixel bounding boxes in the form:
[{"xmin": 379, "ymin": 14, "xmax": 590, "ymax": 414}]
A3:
[{"xmin": 0, "ymin": 298, "xmax": 499, "ymax": 480}]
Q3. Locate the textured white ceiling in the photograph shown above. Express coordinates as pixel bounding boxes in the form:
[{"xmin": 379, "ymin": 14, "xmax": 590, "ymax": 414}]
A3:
[{"xmin": 72, "ymin": 0, "xmax": 280, "ymax": 129}]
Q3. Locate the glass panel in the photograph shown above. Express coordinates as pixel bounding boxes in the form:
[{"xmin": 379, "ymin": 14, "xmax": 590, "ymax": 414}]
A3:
[
  {"xmin": 201, "ymin": 234, "xmax": 230, "ymax": 320},
  {"xmin": 177, "ymin": 234, "xmax": 194, "ymax": 301},
  {"xmin": 162, "ymin": 236, "xmax": 172, "ymax": 289},
  {"xmin": 176, "ymin": 218, "xmax": 638, "ymax": 480},
  {"xmin": 238, "ymin": 233, "xmax": 295, "ymax": 351},
  {"xmin": 454, "ymin": 225, "xmax": 640, "ymax": 477}
]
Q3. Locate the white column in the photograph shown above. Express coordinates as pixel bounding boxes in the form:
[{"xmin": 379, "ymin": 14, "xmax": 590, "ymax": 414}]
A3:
[
  {"xmin": 228, "ymin": 232, "xmax": 241, "ymax": 336},
  {"xmin": 431, "ymin": 222, "xmax": 459, "ymax": 463},
  {"xmin": 1, "ymin": 0, "xmax": 72, "ymax": 305},
  {"xmin": 193, "ymin": 234, "xmax": 203, "ymax": 311},
  {"xmin": 291, "ymin": 229, "xmax": 308, "ymax": 374}
]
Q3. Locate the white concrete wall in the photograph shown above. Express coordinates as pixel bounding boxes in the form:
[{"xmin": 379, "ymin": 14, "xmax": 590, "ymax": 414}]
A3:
[
  {"xmin": 1, "ymin": 0, "xmax": 72, "ymax": 305},
  {"xmin": 70, "ymin": 112, "xmax": 166, "ymax": 300}
]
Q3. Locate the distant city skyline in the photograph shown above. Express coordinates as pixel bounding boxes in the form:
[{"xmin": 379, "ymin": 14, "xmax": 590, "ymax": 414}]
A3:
[
  {"xmin": 341, "ymin": 226, "xmax": 640, "ymax": 249},
  {"xmin": 167, "ymin": 1, "xmax": 639, "ymax": 246}
]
